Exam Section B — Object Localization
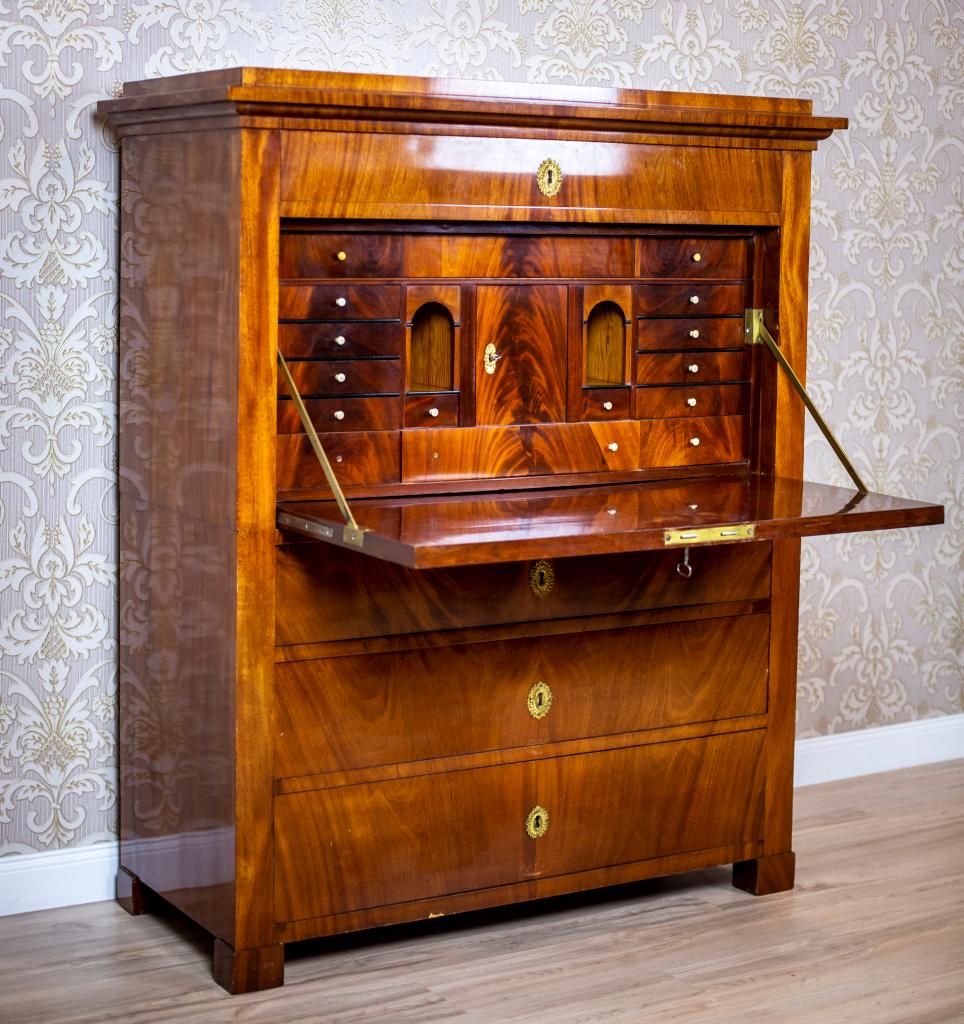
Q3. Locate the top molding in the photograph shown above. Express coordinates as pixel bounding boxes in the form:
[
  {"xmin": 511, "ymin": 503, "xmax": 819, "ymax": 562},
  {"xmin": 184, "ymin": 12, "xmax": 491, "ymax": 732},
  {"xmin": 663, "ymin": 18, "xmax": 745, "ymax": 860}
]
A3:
[{"xmin": 98, "ymin": 67, "xmax": 847, "ymax": 145}]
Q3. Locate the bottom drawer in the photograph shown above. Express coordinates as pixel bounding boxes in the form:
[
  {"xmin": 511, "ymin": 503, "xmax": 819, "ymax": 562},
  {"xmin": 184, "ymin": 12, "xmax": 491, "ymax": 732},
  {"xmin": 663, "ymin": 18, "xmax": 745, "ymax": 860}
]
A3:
[{"xmin": 274, "ymin": 729, "xmax": 765, "ymax": 922}]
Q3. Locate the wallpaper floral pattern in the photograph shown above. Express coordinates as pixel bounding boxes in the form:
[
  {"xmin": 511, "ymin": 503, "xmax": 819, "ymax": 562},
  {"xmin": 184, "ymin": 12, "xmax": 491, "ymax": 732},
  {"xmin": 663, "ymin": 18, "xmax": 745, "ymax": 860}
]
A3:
[{"xmin": 0, "ymin": 0, "xmax": 960, "ymax": 855}]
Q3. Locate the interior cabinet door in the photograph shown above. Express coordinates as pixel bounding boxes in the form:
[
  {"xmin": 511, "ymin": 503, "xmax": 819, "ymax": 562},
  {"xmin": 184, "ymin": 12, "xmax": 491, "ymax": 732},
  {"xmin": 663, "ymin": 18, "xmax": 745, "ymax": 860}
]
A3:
[{"xmin": 475, "ymin": 285, "xmax": 567, "ymax": 425}]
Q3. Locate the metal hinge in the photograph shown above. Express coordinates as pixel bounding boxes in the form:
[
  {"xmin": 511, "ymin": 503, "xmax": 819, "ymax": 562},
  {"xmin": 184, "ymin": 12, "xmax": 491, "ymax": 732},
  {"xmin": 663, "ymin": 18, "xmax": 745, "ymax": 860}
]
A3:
[
  {"xmin": 745, "ymin": 309, "xmax": 868, "ymax": 494},
  {"xmin": 277, "ymin": 351, "xmax": 365, "ymax": 548}
]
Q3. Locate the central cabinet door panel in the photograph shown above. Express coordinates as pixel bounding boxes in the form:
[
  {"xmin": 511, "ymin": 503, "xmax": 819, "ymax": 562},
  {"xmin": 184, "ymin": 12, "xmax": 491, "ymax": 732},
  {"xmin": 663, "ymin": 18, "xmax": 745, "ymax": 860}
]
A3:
[
  {"xmin": 475, "ymin": 285, "xmax": 567, "ymax": 425},
  {"xmin": 273, "ymin": 730, "xmax": 766, "ymax": 922}
]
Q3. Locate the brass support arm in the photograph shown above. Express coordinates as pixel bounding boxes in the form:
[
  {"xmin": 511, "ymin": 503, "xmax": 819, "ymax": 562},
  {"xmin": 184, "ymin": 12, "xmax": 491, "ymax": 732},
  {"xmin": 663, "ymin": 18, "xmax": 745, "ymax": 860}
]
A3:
[
  {"xmin": 277, "ymin": 350, "xmax": 365, "ymax": 548},
  {"xmin": 745, "ymin": 309, "xmax": 868, "ymax": 494}
]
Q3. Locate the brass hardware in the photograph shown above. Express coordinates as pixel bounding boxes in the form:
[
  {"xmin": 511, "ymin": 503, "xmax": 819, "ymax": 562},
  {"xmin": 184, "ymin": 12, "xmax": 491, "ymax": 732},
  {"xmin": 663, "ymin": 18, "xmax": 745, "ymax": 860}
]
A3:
[
  {"xmin": 527, "ymin": 681, "xmax": 553, "ymax": 720},
  {"xmin": 335, "ymin": 296, "xmax": 347, "ymax": 307},
  {"xmin": 536, "ymin": 157, "xmax": 562, "ymax": 198},
  {"xmin": 336, "ymin": 250, "xmax": 347, "ymax": 262},
  {"xmin": 334, "ymin": 372, "xmax": 347, "ymax": 383},
  {"xmin": 333, "ymin": 410, "xmax": 345, "ymax": 420},
  {"xmin": 428, "ymin": 407, "xmax": 439, "ymax": 417},
  {"xmin": 676, "ymin": 546, "xmax": 693, "ymax": 578},
  {"xmin": 689, "ymin": 437, "xmax": 700, "ymax": 447},
  {"xmin": 692, "ymin": 252, "xmax": 702, "ymax": 262},
  {"xmin": 689, "ymin": 294, "xmax": 700, "ymax": 304},
  {"xmin": 686, "ymin": 397, "xmax": 697, "ymax": 407},
  {"xmin": 525, "ymin": 804, "xmax": 549, "ymax": 839},
  {"xmin": 529, "ymin": 559, "xmax": 555, "ymax": 598},
  {"xmin": 483, "ymin": 342, "xmax": 502, "ymax": 375},
  {"xmin": 277, "ymin": 351, "xmax": 364, "ymax": 548},
  {"xmin": 335, "ymin": 335, "xmax": 346, "ymax": 346},
  {"xmin": 602, "ymin": 400, "xmax": 613, "ymax": 411},
  {"xmin": 745, "ymin": 309, "xmax": 868, "ymax": 493},
  {"xmin": 689, "ymin": 329, "xmax": 700, "ymax": 339},
  {"xmin": 664, "ymin": 524, "xmax": 756, "ymax": 546},
  {"xmin": 687, "ymin": 363, "xmax": 700, "ymax": 374},
  {"xmin": 608, "ymin": 442, "xmax": 619, "ymax": 452}
]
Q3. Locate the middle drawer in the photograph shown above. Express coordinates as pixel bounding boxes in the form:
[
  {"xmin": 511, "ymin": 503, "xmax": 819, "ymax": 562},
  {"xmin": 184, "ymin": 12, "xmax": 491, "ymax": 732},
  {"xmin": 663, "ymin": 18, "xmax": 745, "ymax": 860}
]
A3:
[{"xmin": 275, "ymin": 613, "xmax": 769, "ymax": 778}]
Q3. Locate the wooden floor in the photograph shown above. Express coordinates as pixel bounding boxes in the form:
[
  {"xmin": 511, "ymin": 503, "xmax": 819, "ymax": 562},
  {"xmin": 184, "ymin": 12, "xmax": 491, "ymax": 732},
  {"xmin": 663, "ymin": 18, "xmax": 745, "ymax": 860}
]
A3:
[{"xmin": 2, "ymin": 761, "xmax": 962, "ymax": 1024}]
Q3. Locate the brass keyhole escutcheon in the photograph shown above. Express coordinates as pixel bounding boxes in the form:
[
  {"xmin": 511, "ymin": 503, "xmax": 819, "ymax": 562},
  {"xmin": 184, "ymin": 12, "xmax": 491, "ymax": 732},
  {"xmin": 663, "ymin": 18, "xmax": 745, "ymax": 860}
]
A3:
[
  {"xmin": 526, "ymin": 804, "xmax": 549, "ymax": 839},
  {"xmin": 527, "ymin": 681, "xmax": 553, "ymax": 720},
  {"xmin": 536, "ymin": 157, "xmax": 562, "ymax": 198},
  {"xmin": 483, "ymin": 342, "xmax": 502, "ymax": 375},
  {"xmin": 528, "ymin": 559, "xmax": 555, "ymax": 598}
]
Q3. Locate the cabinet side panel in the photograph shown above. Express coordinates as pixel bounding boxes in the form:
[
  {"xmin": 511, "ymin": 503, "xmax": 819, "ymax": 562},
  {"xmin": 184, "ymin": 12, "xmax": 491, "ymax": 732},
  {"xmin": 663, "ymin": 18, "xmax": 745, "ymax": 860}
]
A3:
[{"xmin": 118, "ymin": 130, "xmax": 241, "ymax": 941}]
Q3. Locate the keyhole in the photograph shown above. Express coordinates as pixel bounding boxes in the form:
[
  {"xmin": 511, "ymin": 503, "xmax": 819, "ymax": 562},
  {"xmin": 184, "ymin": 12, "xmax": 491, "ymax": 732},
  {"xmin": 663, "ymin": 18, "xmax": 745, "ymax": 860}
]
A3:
[
  {"xmin": 538, "ymin": 568, "xmax": 547, "ymax": 588},
  {"xmin": 546, "ymin": 170, "xmax": 553, "ymax": 185},
  {"xmin": 536, "ymin": 692, "xmax": 544, "ymax": 708},
  {"xmin": 533, "ymin": 815, "xmax": 542, "ymax": 830}
]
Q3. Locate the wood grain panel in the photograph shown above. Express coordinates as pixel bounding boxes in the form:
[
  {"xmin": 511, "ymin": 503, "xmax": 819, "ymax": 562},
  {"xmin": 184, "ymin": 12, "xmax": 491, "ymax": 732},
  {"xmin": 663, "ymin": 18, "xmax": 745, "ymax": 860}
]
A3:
[
  {"xmin": 636, "ymin": 316, "xmax": 745, "ymax": 351},
  {"xmin": 276, "ymin": 395, "xmax": 401, "ymax": 434},
  {"xmin": 275, "ymin": 541, "xmax": 772, "ymax": 645},
  {"xmin": 273, "ymin": 730, "xmax": 766, "ymax": 921},
  {"xmin": 276, "ymin": 431, "xmax": 400, "ymax": 490},
  {"xmin": 636, "ymin": 351, "xmax": 748, "ymax": 385},
  {"xmin": 278, "ymin": 284, "xmax": 401, "ymax": 321},
  {"xmin": 279, "ymin": 231, "xmax": 402, "ymax": 279},
  {"xmin": 636, "ymin": 237, "xmax": 749, "ymax": 279},
  {"xmin": 275, "ymin": 614, "xmax": 770, "ymax": 777},
  {"xmin": 636, "ymin": 283, "xmax": 747, "ymax": 316},
  {"xmin": 640, "ymin": 416, "xmax": 746, "ymax": 468},
  {"xmin": 636, "ymin": 383, "xmax": 747, "ymax": 419},
  {"xmin": 475, "ymin": 285, "xmax": 567, "ymax": 425},
  {"xmin": 278, "ymin": 321, "xmax": 403, "ymax": 359},
  {"xmin": 279, "ymin": 359, "xmax": 401, "ymax": 397},
  {"xmin": 402, "ymin": 422, "xmax": 639, "ymax": 482}
]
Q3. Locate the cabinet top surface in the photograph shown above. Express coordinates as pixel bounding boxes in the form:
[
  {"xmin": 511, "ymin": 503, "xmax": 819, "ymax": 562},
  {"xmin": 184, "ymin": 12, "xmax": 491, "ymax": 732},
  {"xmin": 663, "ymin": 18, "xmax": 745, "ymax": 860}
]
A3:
[{"xmin": 98, "ymin": 67, "xmax": 846, "ymax": 141}]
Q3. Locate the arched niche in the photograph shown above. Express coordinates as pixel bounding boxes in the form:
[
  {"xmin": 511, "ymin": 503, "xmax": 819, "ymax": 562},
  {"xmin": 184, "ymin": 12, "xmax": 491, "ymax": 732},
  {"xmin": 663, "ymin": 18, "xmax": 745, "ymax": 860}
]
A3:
[
  {"xmin": 409, "ymin": 302, "xmax": 455, "ymax": 392},
  {"xmin": 584, "ymin": 300, "xmax": 627, "ymax": 387}
]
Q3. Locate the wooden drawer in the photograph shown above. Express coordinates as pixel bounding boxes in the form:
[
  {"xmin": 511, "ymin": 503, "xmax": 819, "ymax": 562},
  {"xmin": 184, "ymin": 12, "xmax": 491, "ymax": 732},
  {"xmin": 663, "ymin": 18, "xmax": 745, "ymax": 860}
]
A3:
[
  {"xmin": 402, "ymin": 422, "xmax": 638, "ymax": 482},
  {"xmin": 276, "ymin": 613, "xmax": 770, "ymax": 778},
  {"xmin": 404, "ymin": 234, "xmax": 634, "ymax": 279},
  {"xmin": 279, "ymin": 284, "xmax": 401, "ymax": 321},
  {"xmin": 277, "ymin": 430, "xmax": 400, "ymax": 491},
  {"xmin": 280, "ymin": 231, "xmax": 403, "ymax": 279},
  {"xmin": 636, "ymin": 383, "xmax": 747, "ymax": 419},
  {"xmin": 636, "ymin": 283, "xmax": 746, "ymax": 317},
  {"xmin": 405, "ymin": 392, "xmax": 459, "ymax": 428},
  {"xmin": 279, "ymin": 322, "xmax": 404, "ymax": 359},
  {"xmin": 636, "ymin": 316, "xmax": 745, "ymax": 351},
  {"xmin": 273, "ymin": 729, "xmax": 765, "ymax": 921},
  {"xmin": 636, "ymin": 351, "xmax": 748, "ymax": 385},
  {"xmin": 279, "ymin": 359, "xmax": 401, "ymax": 397},
  {"xmin": 275, "ymin": 541, "xmax": 772, "ymax": 644},
  {"xmin": 578, "ymin": 387, "xmax": 631, "ymax": 421},
  {"xmin": 277, "ymin": 395, "xmax": 401, "ymax": 434},
  {"xmin": 640, "ymin": 416, "xmax": 745, "ymax": 468},
  {"xmin": 637, "ymin": 237, "xmax": 748, "ymax": 279}
]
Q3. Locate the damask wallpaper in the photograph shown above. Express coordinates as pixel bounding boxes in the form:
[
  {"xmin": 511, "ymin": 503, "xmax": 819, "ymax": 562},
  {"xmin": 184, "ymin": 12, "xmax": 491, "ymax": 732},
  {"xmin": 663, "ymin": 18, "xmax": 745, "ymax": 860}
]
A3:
[{"xmin": 0, "ymin": 0, "xmax": 960, "ymax": 855}]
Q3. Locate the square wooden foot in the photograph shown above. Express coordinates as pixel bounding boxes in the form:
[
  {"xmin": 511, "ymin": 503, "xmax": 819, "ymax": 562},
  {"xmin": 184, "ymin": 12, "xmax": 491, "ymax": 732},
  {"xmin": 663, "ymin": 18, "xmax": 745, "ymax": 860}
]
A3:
[
  {"xmin": 732, "ymin": 851, "xmax": 796, "ymax": 895},
  {"xmin": 212, "ymin": 940, "xmax": 284, "ymax": 994},
  {"xmin": 115, "ymin": 866, "xmax": 149, "ymax": 916}
]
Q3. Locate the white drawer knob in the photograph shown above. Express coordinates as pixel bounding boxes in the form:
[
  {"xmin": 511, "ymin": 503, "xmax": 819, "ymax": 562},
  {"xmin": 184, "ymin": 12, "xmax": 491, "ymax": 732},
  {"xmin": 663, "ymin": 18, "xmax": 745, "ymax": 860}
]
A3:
[
  {"xmin": 335, "ymin": 296, "xmax": 347, "ymax": 308},
  {"xmin": 336, "ymin": 250, "xmax": 347, "ymax": 262},
  {"xmin": 334, "ymin": 372, "xmax": 347, "ymax": 383},
  {"xmin": 689, "ymin": 329, "xmax": 700, "ymax": 339},
  {"xmin": 602, "ymin": 400, "xmax": 613, "ymax": 411},
  {"xmin": 334, "ymin": 335, "xmax": 346, "ymax": 346},
  {"xmin": 686, "ymin": 397, "xmax": 697, "ymax": 407},
  {"xmin": 687, "ymin": 363, "xmax": 700, "ymax": 374},
  {"xmin": 608, "ymin": 442, "xmax": 619, "ymax": 452},
  {"xmin": 691, "ymin": 252, "xmax": 702, "ymax": 262},
  {"xmin": 333, "ymin": 410, "xmax": 345, "ymax": 421},
  {"xmin": 428, "ymin": 407, "xmax": 439, "ymax": 417},
  {"xmin": 689, "ymin": 294, "xmax": 700, "ymax": 305},
  {"xmin": 689, "ymin": 436, "xmax": 700, "ymax": 447}
]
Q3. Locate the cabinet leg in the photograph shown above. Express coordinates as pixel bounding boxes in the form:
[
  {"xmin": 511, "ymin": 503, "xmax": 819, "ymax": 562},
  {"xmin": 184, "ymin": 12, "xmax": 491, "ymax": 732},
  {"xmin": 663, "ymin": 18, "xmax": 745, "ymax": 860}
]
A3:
[
  {"xmin": 732, "ymin": 852, "xmax": 796, "ymax": 895},
  {"xmin": 212, "ymin": 940, "xmax": 284, "ymax": 994},
  {"xmin": 116, "ymin": 866, "xmax": 149, "ymax": 916}
]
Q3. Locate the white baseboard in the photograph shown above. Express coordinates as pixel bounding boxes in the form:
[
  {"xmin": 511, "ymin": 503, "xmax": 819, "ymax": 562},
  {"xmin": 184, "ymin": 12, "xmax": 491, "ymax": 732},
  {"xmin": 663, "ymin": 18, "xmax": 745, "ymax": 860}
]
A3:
[{"xmin": 2, "ymin": 714, "xmax": 962, "ymax": 918}]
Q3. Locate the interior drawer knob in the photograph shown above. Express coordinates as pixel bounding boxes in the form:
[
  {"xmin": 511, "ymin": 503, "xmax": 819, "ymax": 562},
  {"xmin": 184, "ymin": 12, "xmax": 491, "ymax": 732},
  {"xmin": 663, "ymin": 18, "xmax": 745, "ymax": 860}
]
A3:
[
  {"xmin": 686, "ymin": 397, "xmax": 697, "ymax": 407},
  {"xmin": 689, "ymin": 294, "xmax": 700, "ymax": 305},
  {"xmin": 333, "ymin": 410, "xmax": 345, "ymax": 421},
  {"xmin": 335, "ymin": 296, "xmax": 347, "ymax": 308},
  {"xmin": 689, "ymin": 436, "xmax": 701, "ymax": 447},
  {"xmin": 687, "ymin": 363, "xmax": 700, "ymax": 374},
  {"xmin": 334, "ymin": 335, "xmax": 346, "ymax": 346},
  {"xmin": 525, "ymin": 804, "xmax": 550, "ymax": 839},
  {"xmin": 527, "ymin": 681, "xmax": 553, "ymax": 720},
  {"xmin": 428, "ymin": 407, "xmax": 439, "ymax": 417},
  {"xmin": 336, "ymin": 250, "xmax": 347, "ymax": 262},
  {"xmin": 691, "ymin": 252, "xmax": 702, "ymax": 262},
  {"xmin": 602, "ymin": 400, "xmax": 613, "ymax": 411},
  {"xmin": 689, "ymin": 329, "xmax": 700, "ymax": 339},
  {"xmin": 608, "ymin": 442, "xmax": 619, "ymax": 452},
  {"xmin": 333, "ymin": 372, "xmax": 347, "ymax": 383}
]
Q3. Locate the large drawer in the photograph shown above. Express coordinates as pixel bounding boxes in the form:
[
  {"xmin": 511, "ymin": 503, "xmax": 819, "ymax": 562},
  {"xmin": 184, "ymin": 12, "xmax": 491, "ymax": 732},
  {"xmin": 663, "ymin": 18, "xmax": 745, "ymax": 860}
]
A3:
[
  {"xmin": 275, "ymin": 613, "xmax": 770, "ymax": 778},
  {"xmin": 275, "ymin": 541, "xmax": 772, "ymax": 644},
  {"xmin": 273, "ymin": 729, "xmax": 766, "ymax": 922}
]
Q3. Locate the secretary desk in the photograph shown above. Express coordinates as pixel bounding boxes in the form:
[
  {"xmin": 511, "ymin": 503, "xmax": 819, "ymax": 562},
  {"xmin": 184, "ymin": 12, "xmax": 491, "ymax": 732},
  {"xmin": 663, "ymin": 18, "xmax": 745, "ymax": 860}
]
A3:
[{"xmin": 100, "ymin": 70, "xmax": 943, "ymax": 993}]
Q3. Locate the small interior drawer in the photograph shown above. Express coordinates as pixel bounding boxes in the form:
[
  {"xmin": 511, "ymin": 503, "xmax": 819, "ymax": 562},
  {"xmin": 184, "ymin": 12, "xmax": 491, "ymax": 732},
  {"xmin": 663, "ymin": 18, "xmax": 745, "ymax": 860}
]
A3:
[
  {"xmin": 636, "ymin": 237, "xmax": 749, "ymax": 279},
  {"xmin": 280, "ymin": 232, "xmax": 403, "ymax": 279},
  {"xmin": 279, "ymin": 322, "xmax": 404, "ymax": 359},
  {"xmin": 640, "ymin": 415, "xmax": 746, "ymax": 468},
  {"xmin": 636, "ymin": 316, "xmax": 745, "ymax": 351},
  {"xmin": 277, "ymin": 395, "xmax": 401, "ymax": 434},
  {"xmin": 636, "ymin": 351, "xmax": 748, "ymax": 385},
  {"xmin": 279, "ymin": 284, "xmax": 402, "ymax": 321},
  {"xmin": 405, "ymin": 392, "xmax": 459, "ymax": 428},
  {"xmin": 636, "ymin": 383, "xmax": 747, "ymax": 419},
  {"xmin": 636, "ymin": 283, "xmax": 746, "ymax": 317},
  {"xmin": 578, "ymin": 387, "xmax": 631, "ymax": 421},
  {"xmin": 279, "ymin": 359, "xmax": 401, "ymax": 398}
]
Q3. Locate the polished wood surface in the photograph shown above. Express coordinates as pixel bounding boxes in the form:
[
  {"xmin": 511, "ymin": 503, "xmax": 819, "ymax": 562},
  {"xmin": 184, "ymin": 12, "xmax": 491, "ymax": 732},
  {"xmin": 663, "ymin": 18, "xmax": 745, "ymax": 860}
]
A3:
[
  {"xmin": 636, "ymin": 282, "xmax": 747, "ymax": 316},
  {"xmin": 636, "ymin": 382, "xmax": 747, "ymax": 418},
  {"xmin": 278, "ymin": 320, "xmax": 403, "ymax": 359},
  {"xmin": 636, "ymin": 236, "xmax": 749, "ymax": 279},
  {"xmin": 635, "ymin": 351, "xmax": 748, "ymax": 384},
  {"xmin": 636, "ymin": 315, "xmax": 745, "ymax": 350}
]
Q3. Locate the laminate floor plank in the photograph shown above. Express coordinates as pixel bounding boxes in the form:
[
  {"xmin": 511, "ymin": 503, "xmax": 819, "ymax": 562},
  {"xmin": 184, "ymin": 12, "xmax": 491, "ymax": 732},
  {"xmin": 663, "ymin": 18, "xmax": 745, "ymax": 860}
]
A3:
[{"xmin": 1, "ymin": 760, "xmax": 961, "ymax": 1024}]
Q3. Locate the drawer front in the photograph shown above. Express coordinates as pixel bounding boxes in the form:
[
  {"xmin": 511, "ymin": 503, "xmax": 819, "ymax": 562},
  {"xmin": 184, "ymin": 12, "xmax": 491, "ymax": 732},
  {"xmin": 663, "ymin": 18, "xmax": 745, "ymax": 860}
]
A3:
[
  {"xmin": 277, "ymin": 430, "xmax": 400, "ymax": 491},
  {"xmin": 279, "ymin": 322, "xmax": 404, "ymax": 359},
  {"xmin": 636, "ymin": 316, "xmax": 745, "ymax": 351},
  {"xmin": 276, "ymin": 614, "xmax": 770, "ymax": 778},
  {"xmin": 275, "ymin": 541, "xmax": 772, "ymax": 644},
  {"xmin": 280, "ymin": 232, "xmax": 403, "ymax": 279},
  {"xmin": 636, "ymin": 352, "xmax": 748, "ymax": 385},
  {"xmin": 280, "ymin": 359, "xmax": 401, "ymax": 397},
  {"xmin": 636, "ymin": 383, "xmax": 747, "ymax": 419},
  {"xmin": 277, "ymin": 395, "xmax": 401, "ymax": 435},
  {"xmin": 636, "ymin": 237, "xmax": 748, "ymax": 279},
  {"xmin": 640, "ymin": 415, "xmax": 745, "ymax": 468},
  {"xmin": 636, "ymin": 283, "xmax": 746, "ymax": 317},
  {"xmin": 405, "ymin": 392, "xmax": 459, "ymax": 428},
  {"xmin": 279, "ymin": 284, "xmax": 402, "ymax": 321},
  {"xmin": 578, "ymin": 387, "xmax": 631, "ymax": 421},
  {"xmin": 404, "ymin": 234, "xmax": 635, "ymax": 279},
  {"xmin": 273, "ymin": 729, "xmax": 766, "ymax": 921}
]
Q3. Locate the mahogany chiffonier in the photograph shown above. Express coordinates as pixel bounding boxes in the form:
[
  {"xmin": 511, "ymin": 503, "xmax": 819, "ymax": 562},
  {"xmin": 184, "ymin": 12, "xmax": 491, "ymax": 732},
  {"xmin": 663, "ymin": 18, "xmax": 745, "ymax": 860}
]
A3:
[{"xmin": 100, "ymin": 71, "xmax": 943, "ymax": 993}]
